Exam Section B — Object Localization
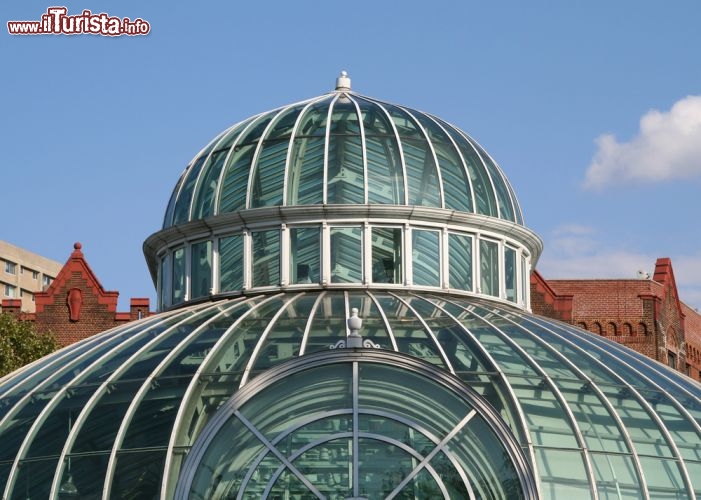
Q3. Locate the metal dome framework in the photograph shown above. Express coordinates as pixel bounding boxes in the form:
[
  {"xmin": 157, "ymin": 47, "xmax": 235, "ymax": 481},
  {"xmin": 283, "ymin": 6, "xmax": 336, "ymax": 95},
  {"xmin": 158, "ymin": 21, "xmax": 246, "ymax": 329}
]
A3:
[
  {"xmin": 146, "ymin": 75, "xmax": 541, "ymax": 311},
  {"xmin": 0, "ymin": 291, "xmax": 699, "ymax": 499}
]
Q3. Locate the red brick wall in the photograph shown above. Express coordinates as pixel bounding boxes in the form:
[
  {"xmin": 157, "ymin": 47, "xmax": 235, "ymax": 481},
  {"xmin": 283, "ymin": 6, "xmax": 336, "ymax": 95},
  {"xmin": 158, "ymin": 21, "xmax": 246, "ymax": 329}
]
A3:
[{"xmin": 532, "ymin": 261, "xmax": 701, "ymax": 382}]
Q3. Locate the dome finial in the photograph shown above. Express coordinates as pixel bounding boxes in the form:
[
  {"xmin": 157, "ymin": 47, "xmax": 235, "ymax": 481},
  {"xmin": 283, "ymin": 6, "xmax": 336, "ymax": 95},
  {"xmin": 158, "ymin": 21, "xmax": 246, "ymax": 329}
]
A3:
[{"xmin": 335, "ymin": 71, "xmax": 351, "ymax": 91}]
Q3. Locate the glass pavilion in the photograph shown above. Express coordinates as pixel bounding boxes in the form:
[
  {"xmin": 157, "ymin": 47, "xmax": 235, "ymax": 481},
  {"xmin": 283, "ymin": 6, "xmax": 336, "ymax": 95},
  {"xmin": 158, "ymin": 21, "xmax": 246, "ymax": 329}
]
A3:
[{"xmin": 1, "ymin": 73, "xmax": 700, "ymax": 499}]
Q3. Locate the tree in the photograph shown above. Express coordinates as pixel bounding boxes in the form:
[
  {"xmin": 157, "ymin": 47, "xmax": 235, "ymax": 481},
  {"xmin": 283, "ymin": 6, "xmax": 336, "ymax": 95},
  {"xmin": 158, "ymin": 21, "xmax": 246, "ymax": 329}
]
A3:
[{"xmin": 0, "ymin": 312, "xmax": 60, "ymax": 378}]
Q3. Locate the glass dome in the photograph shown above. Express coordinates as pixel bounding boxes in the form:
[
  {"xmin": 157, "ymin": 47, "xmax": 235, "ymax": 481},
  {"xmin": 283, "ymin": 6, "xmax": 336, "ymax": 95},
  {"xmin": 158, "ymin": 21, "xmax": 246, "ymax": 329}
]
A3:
[
  {"xmin": 162, "ymin": 74, "xmax": 523, "ymax": 229},
  {"xmin": 144, "ymin": 74, "xmax": 542, "ymax": 311},
  {"xmin": 0, "ymin": 291, "xmax": 699, "ymax": 499}
]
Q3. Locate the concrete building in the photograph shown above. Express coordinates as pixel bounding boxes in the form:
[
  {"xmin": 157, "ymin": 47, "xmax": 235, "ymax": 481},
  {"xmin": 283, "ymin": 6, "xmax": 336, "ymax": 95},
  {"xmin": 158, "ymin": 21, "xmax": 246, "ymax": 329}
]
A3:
[{"xmin": 0, "ymin": 240, "xmax": 62, "ymax": 312}]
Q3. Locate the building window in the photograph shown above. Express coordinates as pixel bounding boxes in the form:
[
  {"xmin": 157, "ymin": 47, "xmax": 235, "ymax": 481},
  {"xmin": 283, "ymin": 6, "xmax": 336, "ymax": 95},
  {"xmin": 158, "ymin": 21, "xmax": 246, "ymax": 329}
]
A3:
[
  {"xmin": 32, "ymin": 270, "xmax": 38, "ymax": 280},
  {"xmin": 668, "ymin": 351, "xmax": 676, "ymax": 370},
  {"xmin": 158, "ymin": 253, "xmax": 171, "ymax": 308},
  {"xmin": 219, "ymin": 235, "xmax": 244, "ymax": 292},
  {"xmin": 172, "ymin": 247, "xmax": 186, "ymax": 304},
  {"xmin": 479, "ymin": 239, "xmax": 499, "ymax": 297},
  {"xmin": 4, "ymin": 261, "xmax": 17, "ymax": 275},
  {"xmin": 412, "ymin": 229, "xmax": 440, "ymax": 287},
  {"xmin": 371, "ymin": 227, "xmax": 402, "ymax": 284},
  {"xmin": 448, "ymin": 233, "xmax": 473, "ymax": 292},
  {"xmin": 4, "ymin": 284, "xmax": 16, "ymax": 298},
  {"xmin": 505, "ymin": 246, "xmax": 517, "ymax": 302},
  {"xmin": 42, "ymin": 275, "xmax": 53, "ymax": 288},
  {"xmin": 290, "ymin": 227, "xmax": 320, "ymax": 284},
  {"xmin": 191, "ymin": 240, "xmax": 212, "ymax": 299},
  {"xmin": 252, "ymin": 230, "xmax": 280, "ymax": 287},
  {"xmin": 330, "ymin": 226, "xmax": 362, "ymax": 284}
]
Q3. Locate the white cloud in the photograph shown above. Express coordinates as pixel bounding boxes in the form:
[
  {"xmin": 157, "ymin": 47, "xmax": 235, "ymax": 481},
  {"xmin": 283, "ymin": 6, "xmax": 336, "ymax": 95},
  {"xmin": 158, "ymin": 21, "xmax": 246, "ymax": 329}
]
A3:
[{"xmin": 584, "ymin": 95, "xmax": 701, "ymax": 189}]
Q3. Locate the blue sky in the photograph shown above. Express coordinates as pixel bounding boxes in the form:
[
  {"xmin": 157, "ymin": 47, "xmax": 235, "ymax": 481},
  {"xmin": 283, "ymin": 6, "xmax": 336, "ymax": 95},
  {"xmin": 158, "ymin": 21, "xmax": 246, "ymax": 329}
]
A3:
[{"xmin": 3, "ymin": 1, "xmax": 700, "ymax": 311}]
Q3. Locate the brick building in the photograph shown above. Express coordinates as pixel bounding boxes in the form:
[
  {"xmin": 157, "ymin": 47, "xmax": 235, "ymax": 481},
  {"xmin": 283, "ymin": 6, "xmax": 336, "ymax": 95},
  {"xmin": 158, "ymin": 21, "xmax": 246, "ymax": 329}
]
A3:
[
  {"xmin": 1, "ymin": 242, "xmax": 151, "ymax": 346},
  {"xmin": 532, "ymin": 257, "xmax": 701, "ymax": 381}
]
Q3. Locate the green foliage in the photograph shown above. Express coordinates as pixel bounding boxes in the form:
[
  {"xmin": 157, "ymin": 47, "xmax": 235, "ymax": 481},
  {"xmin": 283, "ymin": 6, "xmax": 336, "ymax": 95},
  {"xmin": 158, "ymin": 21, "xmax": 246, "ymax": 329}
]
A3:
[{"xmin": 0, "ymin": 312, "xmax": 60, "ymax": 378}]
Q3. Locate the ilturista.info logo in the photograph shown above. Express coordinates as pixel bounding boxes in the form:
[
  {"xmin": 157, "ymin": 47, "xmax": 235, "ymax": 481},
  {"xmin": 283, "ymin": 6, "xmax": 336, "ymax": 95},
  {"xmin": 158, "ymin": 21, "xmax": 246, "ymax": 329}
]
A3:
[{"xmin": 8, "ymin": 7, "xmax": 150, "ymax": 36}]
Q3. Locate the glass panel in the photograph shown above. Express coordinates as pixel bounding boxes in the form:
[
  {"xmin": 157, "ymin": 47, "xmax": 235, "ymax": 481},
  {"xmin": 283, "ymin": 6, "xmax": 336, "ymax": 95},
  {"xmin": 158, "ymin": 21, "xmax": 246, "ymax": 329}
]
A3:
[
  {"xmin": 410, "ymin": 111, "xmax": 472, "ymax": 211},
  {"xmin": 378, "ymin": 103, "xmax": 441, "ymax": 208},
  {"xmin": 290, "ymin": 227, "xmax": 320, "ymax": 284},
  {"xmin": 505, "ymin": 246, "xmax": 517, "ymax": 302},
  {"xmin": 374, "ymin": 294, "xmax": 446, "ymax": 368},
  {"xmin": 441, "ymin": 123, "xmax": 498, "ymax": 217},
  {"xmin": 122, "ymin": 376, "xmax": 194, "ymax": 449},
  {"xmin": 449, "ymin": 232, "xmax": 473, "ymax": 291},
  {"xmin": 219, "ymin": 235, "xmax": 243, "ymax": 292},
  {"xmin": 70, "ymin": 381, "xmax": 142, "ymax": 454},
  {"xmin": 521, "ymin": 254, "xmax": 528, "ymax": 305},
  {"xmin": 471, "ymin": 140, "xmax": 516, "ymax": 222},
  {"xmin": 371, "ymin": 227, "xmax": 402, "ymax": 284},
  {"xmin": 267, "ymin": 104, "xmax": 305, "ymax": 140},
  {"xmin": 163, "ymin": 172, "xmax": 184, "ymax": 228},
  {"xmin": 305, "ymin": 293, "xmax": 347, "ymax": 353},
  {"xmin": 358, "ymin": 98, "xmax": 405, "ymax": 205},
  {"xmin": 250, "ymin": 139, "xmax": 287, "ymax": 207},
  {"xmin": 639, "ymin": 456, "xmax": 688, "ymax": 499},
  {"xmin": 252, "ymin": 230, "xmax": 280, "ymax": 287},
  {"xmin": 287, "ymin": 136, "xmax": 324, "ymax": 205},
  {"xmin": 330, "ymin": 227, "xmax": 362, "ymax": 283},
  {"xmin": 109, "ymin": 450, "xmax": 165, "ymax": 499},
  {"xmin": 286, "ymin": 98, "xmax": 332, "ymax": 205},
  {"xmin": 589, "ymin": 452, "xmax": 643, "ymax": 499},
  {"xmin": 11, "ymin": 458, "xmax": 57, "ymax": 499},
  {"xmin": 58, "ymin": 454, "xmax": 110, "ymax": 500},
  {"xmin": 218, "ymin": 115, "xmax": 273, "ymax": 213},
  {"xmin": 192, "ymin": 149, "xmax": 229, "ymax": 220},
  {"xmin": 597, "ymin": 384, "xmax": 675, "ymax": 458},
  {"xmin": 171, "ymin": 247, "xmax": 185, "ymax": 304},
  {"xmin": 402, "ymin": 138, "xmax": 440, "ymax": 207},
  {"xmin": 172, "ymin": 155, "xmax": 207, "ymax": 225},
  {"xmin": 480, "ymin": 239, "xmax": 499, "ymax": 297},
  {"xmin": 218, "ymin": 143, "xmax": 256, "ymax": 213},
  {"xmin": 158, "ymin": 253, "xmax": 170, "ymax": 308},
  {"xmin": 412, "ymin": 229, "xmax": 440, "ymax": 287},
  {"xmin": 248, "ymin": 295, "xmax": 316, "ymax": 376},
  {"xmin": 327, "ymin": 135, "xmax": 364, "ymax": 204},
  {"xmin": 327, "ymin": 99, "xmax": 363, "ymax": 204},
  {"xmin": 508, "ymin": 376, "xmax": 580, "ymax": 448},
  {"xmin": 535, "ymin": 448, "xmax": 592, "ymax": 499},
  {"xmin": 448, "ymin": 415, "xmax": 525, "ymax": 499},
  {"xmin": 190, "ymin": 240, "xmax": 212, "ymax": 299}
]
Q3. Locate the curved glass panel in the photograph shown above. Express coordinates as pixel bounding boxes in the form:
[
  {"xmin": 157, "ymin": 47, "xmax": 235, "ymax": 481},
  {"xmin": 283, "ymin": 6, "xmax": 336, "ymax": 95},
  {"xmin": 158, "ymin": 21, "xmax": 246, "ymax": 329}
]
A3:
[
  {"xmin": 443, "ymin": 124, "xmax": 498, "ymax": 218},
  {"xmin": 327, "ymin": 99, "xmax": 364, "ymax": 204},
  {"xmin": 411, "ymin": 112, "xmax": 472, "ymax": 211},
  {"xmin": 286, "ymin": 98, "xmax": 333, "ymax": 205},
  {"xmin": 218, "ymin": 115, "xmax": 272, "ymax": 214},
  {"xmin": 356, "ymin": 97, "xmax": 405, "ymax": 205}
]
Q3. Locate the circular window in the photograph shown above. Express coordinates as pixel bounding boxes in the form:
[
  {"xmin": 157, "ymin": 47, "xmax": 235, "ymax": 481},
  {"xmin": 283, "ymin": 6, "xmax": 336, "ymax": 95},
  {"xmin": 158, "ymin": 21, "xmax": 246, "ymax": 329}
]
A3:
[{"xmin": 176, "ymin": 350, "xmax": 537, "ymax": 499}]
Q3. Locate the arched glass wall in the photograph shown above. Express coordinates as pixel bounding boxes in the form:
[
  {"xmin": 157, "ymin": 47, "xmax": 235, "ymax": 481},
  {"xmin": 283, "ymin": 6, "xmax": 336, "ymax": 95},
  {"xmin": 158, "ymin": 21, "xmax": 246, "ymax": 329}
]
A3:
[
  {"xmin": 1, "ymin": 291, "xmax": 699, "ymax": 499},
  {"xmin": 176, "ymin": 350, "xmax": 537, "ymax": 500},
  {"xmin": 154, "ymin": 221, "xmax": 533, "ymax": 311}
]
